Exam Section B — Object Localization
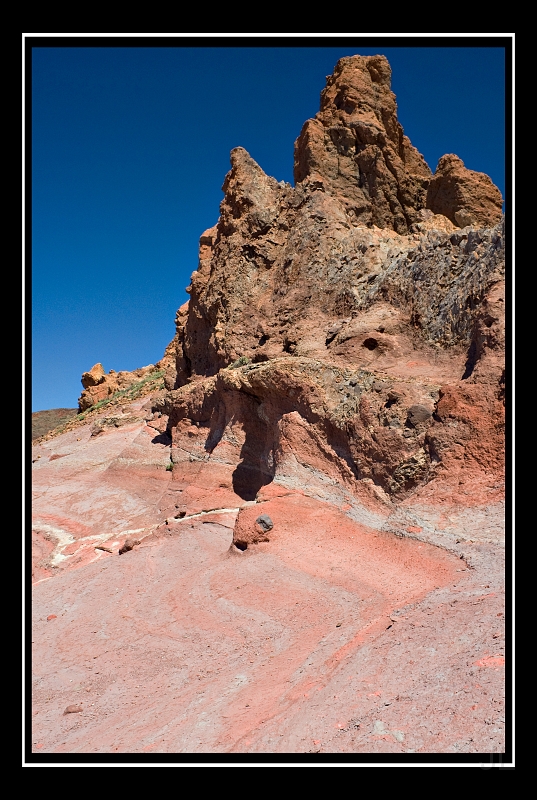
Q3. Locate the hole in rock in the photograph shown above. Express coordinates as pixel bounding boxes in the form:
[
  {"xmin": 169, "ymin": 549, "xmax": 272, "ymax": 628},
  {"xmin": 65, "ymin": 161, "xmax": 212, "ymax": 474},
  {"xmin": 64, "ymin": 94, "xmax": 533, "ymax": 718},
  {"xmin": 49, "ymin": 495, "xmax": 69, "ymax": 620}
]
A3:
[
  {"xmin": 234, "ymin": 541, "xmax": 248, "ymax": 551},
  {"xmin": 258, "ymin": 334, "xmax": 269, "ymax": 346},
  {"xmin": 283, "ymin": 338, "xmax": 296, "ymax": 354},
  {"xmin": 363, "ymin": 338, "xmax": 379, "ymax": 351}
]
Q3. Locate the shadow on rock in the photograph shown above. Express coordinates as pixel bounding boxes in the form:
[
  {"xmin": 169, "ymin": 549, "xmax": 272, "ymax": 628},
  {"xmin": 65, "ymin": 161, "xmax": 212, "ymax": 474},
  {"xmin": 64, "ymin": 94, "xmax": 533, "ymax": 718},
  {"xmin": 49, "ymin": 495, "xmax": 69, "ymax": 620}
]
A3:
[
  {"xmin": 151, "ymin": 431, "xmax": 172, "ymax": 445},
  {"xmin": 232, "ymin": 461, "xmax": 273, "ymax": 501}
]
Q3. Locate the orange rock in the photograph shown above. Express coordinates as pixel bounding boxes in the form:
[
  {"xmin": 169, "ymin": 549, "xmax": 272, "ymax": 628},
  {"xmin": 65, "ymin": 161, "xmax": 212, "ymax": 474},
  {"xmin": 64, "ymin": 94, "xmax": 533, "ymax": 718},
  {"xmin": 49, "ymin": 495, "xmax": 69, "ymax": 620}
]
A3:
[
  {"xmin": 294, "ymin": 55, "xmax": 432, "ymax": 233},
  {"xmin": 81, "ymin": 363, "xmax": 106, "ymax": 389},
  {"xmin": 427, "ymin": 154, "xmax": 503, "ymax": 228}
]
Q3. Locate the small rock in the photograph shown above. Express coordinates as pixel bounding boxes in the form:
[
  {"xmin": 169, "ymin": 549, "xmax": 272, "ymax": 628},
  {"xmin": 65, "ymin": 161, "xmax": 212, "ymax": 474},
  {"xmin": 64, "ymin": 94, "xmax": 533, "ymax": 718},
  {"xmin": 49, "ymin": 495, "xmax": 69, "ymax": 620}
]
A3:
[
  {"xmin": 47, "ymin": 614, "xmax": 57, "ymax": 621},
  {"xmin": 406, "ymin": 404, "xmax": 432, "ymax": 426},
  {"xmin": 95, "ymin": 545, "xmax": 113, "ymax": 553},
  {"xmin": 119, "ymin": 537, "xmax": 141, "ymax": 555},
  {"xmin": 336, "ymin": 622, "xmax": 342, "ymax": 627},
  {"xmin": 255, "ymin": 514, "xmax": 274, "ymax": 533},
  {"xmin": 63, "ymin": 705, "xmax": 83, "ymax": 715},
  {"xmin": 418, "ymin": 208, "xmax": 434, "ymax": 221}
]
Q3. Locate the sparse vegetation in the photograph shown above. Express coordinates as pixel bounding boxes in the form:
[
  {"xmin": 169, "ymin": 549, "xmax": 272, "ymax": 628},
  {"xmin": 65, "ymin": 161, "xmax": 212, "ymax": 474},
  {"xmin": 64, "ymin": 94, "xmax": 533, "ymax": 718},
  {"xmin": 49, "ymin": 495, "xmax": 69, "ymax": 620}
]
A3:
[
  {"xmin": 32, "ymin": 408, "xmax": 78, "ymax": 440},
  {"xmin": 227, "ymin": 356, "xmax": 250, "ymax": 369},
  {"xmin": 87, "ymin": 370, "xmax": 166, "ymax": 413},
  {"xmin": 34, "ymin": 369, "xmax": 166, "ymax": 443}
]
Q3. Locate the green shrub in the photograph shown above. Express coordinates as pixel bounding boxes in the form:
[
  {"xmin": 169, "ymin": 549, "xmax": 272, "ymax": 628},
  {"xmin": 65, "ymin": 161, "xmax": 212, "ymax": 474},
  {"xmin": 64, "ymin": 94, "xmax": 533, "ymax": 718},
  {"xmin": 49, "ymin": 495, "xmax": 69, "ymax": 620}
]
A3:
[
  {"xmin": 228, "ymin": 356, "xmax": 250, "ymax": 369},
  {"xmin": 85, "ymin": 370, "xmax": 166, "ymax": 413}
]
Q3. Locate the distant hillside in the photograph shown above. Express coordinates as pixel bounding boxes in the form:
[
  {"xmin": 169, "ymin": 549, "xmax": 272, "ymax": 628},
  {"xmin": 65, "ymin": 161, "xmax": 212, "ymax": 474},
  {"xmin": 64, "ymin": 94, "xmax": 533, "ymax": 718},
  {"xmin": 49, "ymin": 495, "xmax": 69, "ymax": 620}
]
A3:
[{"xmin": 32, "ymin": 408, "xmax": 78, "ymax": 440}]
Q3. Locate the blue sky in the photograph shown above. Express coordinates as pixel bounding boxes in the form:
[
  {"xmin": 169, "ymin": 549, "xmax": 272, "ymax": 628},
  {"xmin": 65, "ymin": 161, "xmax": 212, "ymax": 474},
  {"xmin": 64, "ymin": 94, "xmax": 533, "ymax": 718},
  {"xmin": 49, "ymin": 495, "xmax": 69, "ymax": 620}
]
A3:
[{"xmin": 29, "ymin": 38, "xmax": 508, "ymax": 412}]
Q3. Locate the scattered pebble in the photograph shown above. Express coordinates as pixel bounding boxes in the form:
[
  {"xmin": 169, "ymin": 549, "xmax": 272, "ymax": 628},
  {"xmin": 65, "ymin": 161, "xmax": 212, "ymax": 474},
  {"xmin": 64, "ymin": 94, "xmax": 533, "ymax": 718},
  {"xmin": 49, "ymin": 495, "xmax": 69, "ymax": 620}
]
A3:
[
  {"xmin": 256, "ymin": 514, "xmax": 274, "ymax": 533},
  {"xmin": 47, "ymin": 614, "xmax": 57, "ymax": 621},
  {"xmin": 63, "ymin": 705, "xmax": 83, "ymax": 715}
]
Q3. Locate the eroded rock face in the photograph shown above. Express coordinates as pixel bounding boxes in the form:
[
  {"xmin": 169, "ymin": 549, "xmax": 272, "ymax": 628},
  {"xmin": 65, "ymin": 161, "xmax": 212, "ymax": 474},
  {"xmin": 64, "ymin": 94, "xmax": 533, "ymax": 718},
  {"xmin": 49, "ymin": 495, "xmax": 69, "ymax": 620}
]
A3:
[
  {"xmin": 156, "ymin": 339, "xmax": 504, "ymax": 504},
  {"xmin": 165, "ymin": 56, "xmax": 503, "ymax": 405},
  {"xmin": 154, "ymin": 59, "xmax": 504, "ymax": 504},
  {"xmin": 72, "ymin": 52, "xmax": 505, "ymax": 508},
  {"xmin": 294, "ymin": 54, "xmax": 432, "ymax": 233},
  {"xmin": 363, "ymin": 220, "xmax": 505, "ymax": 347}
]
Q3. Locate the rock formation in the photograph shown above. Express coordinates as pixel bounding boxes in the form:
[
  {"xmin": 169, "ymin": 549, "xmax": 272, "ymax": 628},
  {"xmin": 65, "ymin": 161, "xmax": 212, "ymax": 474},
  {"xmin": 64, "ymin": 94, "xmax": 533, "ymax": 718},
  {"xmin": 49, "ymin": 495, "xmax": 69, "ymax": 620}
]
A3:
[
  {"xmin": 32, "ymin": 54, "xmax": 506, "ymax": 757},
  {"xmin": 78, "ymin": 362, "xmax": 166, "ymax": 412},
  {"xmin": 152, "ymin": 53, "xmax": 505, "ymax": 509},
  {"xmin": 426, "ymin": 153, "xmax": 504, "ymax": 228},
  {"xmin": 294, "ymin": 54, "xmax": 433, "ymax": 233}
]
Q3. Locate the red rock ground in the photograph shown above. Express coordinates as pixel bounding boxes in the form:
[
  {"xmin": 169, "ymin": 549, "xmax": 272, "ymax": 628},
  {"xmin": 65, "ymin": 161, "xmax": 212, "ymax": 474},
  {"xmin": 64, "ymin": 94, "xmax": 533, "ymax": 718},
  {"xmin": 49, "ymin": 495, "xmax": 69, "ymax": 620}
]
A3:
[{"xmin": 30, "ymin": 400, "xmax": 505, "ymax": 757}]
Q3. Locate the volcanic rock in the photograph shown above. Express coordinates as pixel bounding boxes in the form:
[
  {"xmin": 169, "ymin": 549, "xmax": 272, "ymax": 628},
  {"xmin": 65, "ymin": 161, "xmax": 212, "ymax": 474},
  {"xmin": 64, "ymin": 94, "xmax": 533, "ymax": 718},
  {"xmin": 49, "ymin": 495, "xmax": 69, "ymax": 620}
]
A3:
[
  {"xmin": 165, "ymin": 56, "xmax": 503, "ymax": 397},
  {"xmin": 426, "ymin": 154, "xmax": 504, "ymax": 228},
  {"xmin": 78, "ymin": 363, "xmax": 164, "ymax": 412},
  {"xmin": 31, "ymin": 53, "xmax": 506, "ymax": 757},
  {"xmin": 294, "ymin": 55, "xmax": 433, "ymax": 233},
  {"xmin": 256, "ymin": 514, "xmax": 274, "ymax": 533}
]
